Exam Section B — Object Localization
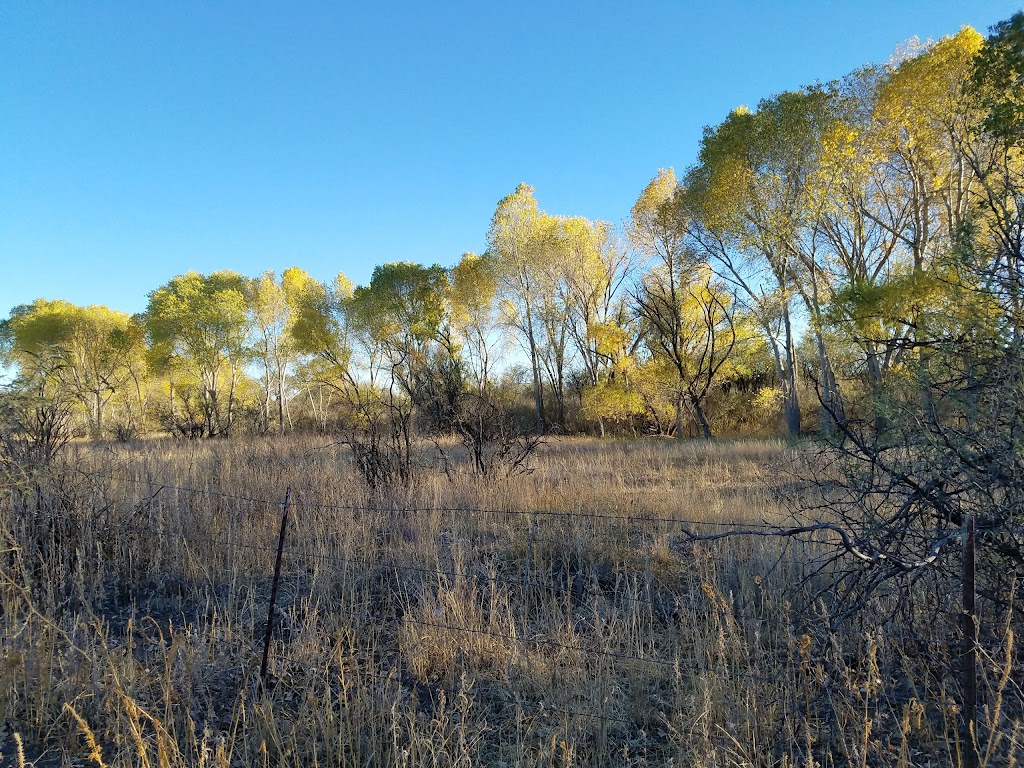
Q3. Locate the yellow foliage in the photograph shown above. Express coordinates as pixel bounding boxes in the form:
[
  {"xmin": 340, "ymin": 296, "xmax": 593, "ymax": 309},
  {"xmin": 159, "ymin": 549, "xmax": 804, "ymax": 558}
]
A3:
[
  {"xmin": 872, "ymin": 27, "xmax": 984, "ymax": 172},
  {"xmin": 581, "ymin": 381, "xmax": 644, "ymax": 422},
  {"xmin": 752, "ymin": 387, "xmax": 783, "ymax": 414}
]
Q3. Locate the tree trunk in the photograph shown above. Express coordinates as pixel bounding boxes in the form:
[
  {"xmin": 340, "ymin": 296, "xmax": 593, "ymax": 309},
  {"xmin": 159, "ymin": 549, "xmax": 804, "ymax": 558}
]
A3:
[
  {"xmin": 204, "ymin": 371, "xmax": 217, "ymax": 437},
  {"xmin": 691, "ymin": 396, "xmax": 712, "ymax": 439},
  {"xmin": 93, "ymin": 391, "xmax": 103, "ymax": 440},
  {"xmin": 226, "ymin": 369, "xmax": 238, "ymax": 436},
  {"xmin": 782, "ymin": 306, "xmax": 801, "ymax": 438},
  {"xmin": 277, "ymin": 366, "xmax": 287, "ymax": 434},
  {"xmin": 815, "ymin": 332, "xmax": 833, "ymax": 436},
  {"xmin": 554, "ymin": 366, "xmax": 566, "ymax": 432},
  {"xmin": 784, "ymin": 391, "xmax": 801, "ymax": 438},
  {"xmin": 530, "ymin": 345, "xmax": 545, "ymax": 435},
  {"xmin": 263, "ymin": 368, "xmax": 272, "ymax": 433}
]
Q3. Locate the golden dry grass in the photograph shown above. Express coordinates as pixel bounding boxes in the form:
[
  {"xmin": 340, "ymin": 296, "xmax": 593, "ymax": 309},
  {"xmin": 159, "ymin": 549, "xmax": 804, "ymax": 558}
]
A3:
[{"xmin": 0, "ymin": 436, "xmax": 1019, "ymax": 766}]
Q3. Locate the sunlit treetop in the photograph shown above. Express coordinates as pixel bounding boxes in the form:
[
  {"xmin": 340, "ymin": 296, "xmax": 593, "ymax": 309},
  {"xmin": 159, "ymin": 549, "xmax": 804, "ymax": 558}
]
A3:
[{"xmin": 973, "ymin": 12, "xmax": 1024, "ymax": 144}]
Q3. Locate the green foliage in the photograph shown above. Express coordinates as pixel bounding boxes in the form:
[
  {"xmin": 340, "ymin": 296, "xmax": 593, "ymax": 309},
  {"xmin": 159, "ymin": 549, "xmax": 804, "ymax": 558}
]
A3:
[
  {"xmin": 243, "ymin": 268, "xmax": 317, "ymax": 433},
  {"xmin": 973, "ymin": 13, "xmax": 1024, "ymax": 144},
  {"xmin": 451, "ymin": 252, "xmax": 504, "ymax": 394},
  {"xmin": 289, "ymin": 272, "xmax": 353, "ymax": 365},
  {"xmin": 1, "ymin": 299, "xmax": 147, "ymax": 438},
  {"xmin": 146, "ymin": 271, "xmax": 249, "ymax": 372},
  {"xmin": 5, "ymin": 11, "xmax": 1024, "ymax": 453},
  {"xmin": 351, "ymin": 261, "xmax": 451, "ymax": 349},
  {"xmin": 145, "ymin": 271, "xmax": 252, "ymax": 437},
  {"xmin": 450, "ymin": 252, "xmax": 497, "ymax": 331}
]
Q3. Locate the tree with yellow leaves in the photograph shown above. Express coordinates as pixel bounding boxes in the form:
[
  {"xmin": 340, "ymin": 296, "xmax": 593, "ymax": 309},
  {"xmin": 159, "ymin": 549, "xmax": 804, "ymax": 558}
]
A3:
[
  {"xmin": 244, "ymin": 267, "xmax": 318, "ymax": 433},
  {"xmin": 145, "ymin": 271, "xmax": 251, "ymax": 437},
  {"xmin": 488, "ymin": 184, "xmax": 550, "ymax": 433},
  {"xmin": 488, "ymin": 185, "xmax": 582, "ymax": 432},
  {"xmin": 682, "ymin": 90, "xmax": 832, "ymax": 437},
  {"xmin": 1, "ymin": 299, "xmax": 148, "ymax": 439},
  {"xmin": 451, "ymin": 252, "xmax": 504, "ymax": 396},
  {"xmin": 560, "ymin": 215, "xmax": 642, "ymax": 392},
  {"xmin": 633, "ymin": 258, "xmax": 737, "ymax": 439}
]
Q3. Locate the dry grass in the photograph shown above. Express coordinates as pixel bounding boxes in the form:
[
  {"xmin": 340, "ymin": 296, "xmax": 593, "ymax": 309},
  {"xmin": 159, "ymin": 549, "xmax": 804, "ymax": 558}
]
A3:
[{"xmin": 0, "ymin": 436, "xmax": 1019, "ymax": 766}]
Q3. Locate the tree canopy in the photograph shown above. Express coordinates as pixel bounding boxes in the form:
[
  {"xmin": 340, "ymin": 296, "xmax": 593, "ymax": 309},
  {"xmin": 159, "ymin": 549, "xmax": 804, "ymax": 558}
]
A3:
[{"xmin": 3, "ymin": 15, "xmax": 1022, "ymax": 445}]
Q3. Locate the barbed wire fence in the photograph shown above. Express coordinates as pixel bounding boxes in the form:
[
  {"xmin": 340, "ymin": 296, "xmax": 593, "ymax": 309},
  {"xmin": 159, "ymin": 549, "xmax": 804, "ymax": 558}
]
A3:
[{"xmin": 0, "ymin": 463, "xmax": 996, "ymax": 759}]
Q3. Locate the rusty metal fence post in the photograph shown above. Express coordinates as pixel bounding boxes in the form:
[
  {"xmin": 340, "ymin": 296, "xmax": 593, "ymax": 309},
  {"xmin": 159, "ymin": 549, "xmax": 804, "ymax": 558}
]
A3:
[{"xmin": 261, "ymin": 487, "xmax": 292, "ymax": 687}]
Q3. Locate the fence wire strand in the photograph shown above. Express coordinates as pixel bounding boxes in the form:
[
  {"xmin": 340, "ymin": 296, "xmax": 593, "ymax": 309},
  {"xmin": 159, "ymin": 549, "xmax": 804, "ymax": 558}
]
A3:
[{"xmin": 3, "ymin": 462, "xmax": 960, "ymax": 738}]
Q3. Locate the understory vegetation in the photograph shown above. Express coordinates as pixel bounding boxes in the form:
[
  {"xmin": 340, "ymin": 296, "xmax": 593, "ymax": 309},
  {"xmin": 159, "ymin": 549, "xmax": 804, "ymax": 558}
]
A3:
[{"xmin": 0, "ymin": 437, "xmax": 1020, "ymax": 767}]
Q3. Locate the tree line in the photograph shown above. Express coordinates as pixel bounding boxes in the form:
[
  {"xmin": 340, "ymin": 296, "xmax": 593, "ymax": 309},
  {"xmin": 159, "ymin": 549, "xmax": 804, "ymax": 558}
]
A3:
[{"xmin": 2, "ymin": 16, "xmax": 1022, "ymax": 447}]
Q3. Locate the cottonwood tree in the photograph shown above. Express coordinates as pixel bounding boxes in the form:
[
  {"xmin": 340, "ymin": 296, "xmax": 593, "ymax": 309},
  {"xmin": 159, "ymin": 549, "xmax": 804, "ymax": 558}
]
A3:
[
  {"xmin": 630, "ymin": 169, "xmax": 740, "ymax": 438},
  {"xmin": 450, "ymin": 252, "xmax": 504, "ymax": 396},
  {"xmin": 490, "ymin": 186, "xmax": 641, "ymax": 433},
  {"xmin": 531, "ymin": 215, "xmax": 580, "ymax": 431},
  {"xmin": 854, "ymin": 31, "xmax": 985, "ymax": 404},
  {"xmin": 683, "ymin": 94, "xmax": 823, "ymax": 437},
  {"xmin": 244, "ymin": 267, "xmax": 313, "ymax": 433},
  {"xmin": 290, "ymin": 271, "xmax": 406, "ymax": 486},
  {"xmin": 840, "ymin": 17, "xmax": 1022, "ymax": 584},
  {"xmin": 802, "ymin": 31, "xmax": 988, "ymax": 439},
  {"xmin": 630, "ymin": 169, "xmax": 690, "ymax": 273},
  {"xmin": 633, "ymin": 264, "xmax": 737, "ymax": 438},
  {"xmin": 288, "ymin": 272, "xmax": 358, "ymax": 428},
  {"xmin": 288, "ymin": 265, "xmax": 447, "ymax": 487},
  {"xmin": 145, "ymin": 271, "xmax": 251, "ymax": 437},
  {"xmin": 790, "ymin": 25, "xmax": 1024, "ymax": 761},
  {"xmin": 488, "ymin": 184, "xmax": 551, "ymax": 433},
  {"xmin": 350, "ymin": 261, "xmax": 459, "ymax": 431},
  {"xmin": 565, "ymin": 222, "xmax": 643, "ymax": 438},
  {"xmin": 869, "ymin": 28, "xmax": 984, "ymax": 270},
  {"xmin": 630, "ymin": 170, "xmax": 697, "ymax": 436},
  {"xmin": 964, "ymin": 12, "xmax": 1024, "ymax": 339},
  {"xmin": 289, "ymin": 273, "xmax": 355, "ymax": 375},
  {"xmin": 802, "ymin": 68, "xmax": 906, "ymax": 426},
  {"xmin": 0, "ymin": 300, "xmax": 148, "ymax": 439},
  {"xmin": 560, "ymin": 216, "xmax": 641, "ymax": 392}
]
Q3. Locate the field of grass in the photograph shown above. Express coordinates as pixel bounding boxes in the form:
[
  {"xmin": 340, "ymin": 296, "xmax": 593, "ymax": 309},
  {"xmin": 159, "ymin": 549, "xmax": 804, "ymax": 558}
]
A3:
[{"xmin": 0, "ymin": 436, "xmax": 1019, "ymax": 766}]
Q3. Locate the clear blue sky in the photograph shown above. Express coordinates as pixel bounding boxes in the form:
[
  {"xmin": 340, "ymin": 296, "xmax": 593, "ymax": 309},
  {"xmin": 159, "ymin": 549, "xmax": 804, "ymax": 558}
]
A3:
[{"xmin": 1, "ymin": 1, "xmax": 1020, "ymax": 318}]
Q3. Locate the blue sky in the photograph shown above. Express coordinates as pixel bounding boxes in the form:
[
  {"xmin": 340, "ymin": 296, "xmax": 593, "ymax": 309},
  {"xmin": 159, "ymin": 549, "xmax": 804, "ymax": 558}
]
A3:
[{"xmin": 1, "ymin": 1, "xmax": 1020, "ymax": 318}]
